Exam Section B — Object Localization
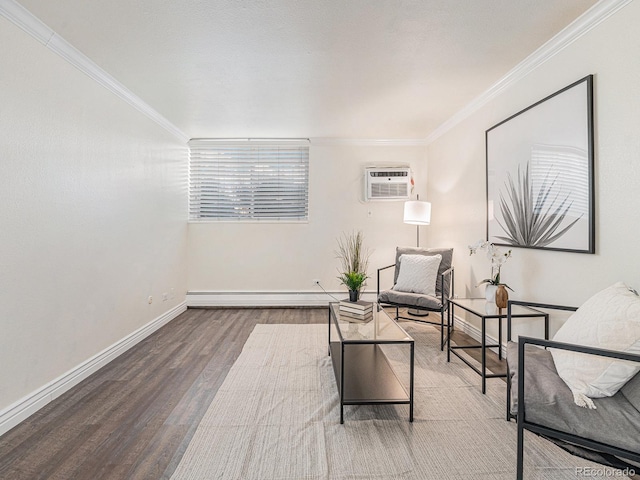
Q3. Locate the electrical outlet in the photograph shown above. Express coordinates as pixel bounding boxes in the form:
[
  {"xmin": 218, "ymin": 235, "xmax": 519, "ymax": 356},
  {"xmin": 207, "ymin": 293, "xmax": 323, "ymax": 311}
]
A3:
[
  {"xmin": 162, "ymin": 292, "xmax": 168, "ymax": 301},
  {"xmin": 312, "ymin": 279, "xmax": 321, "ymax": 286},
  {"xmin": 148, "ymin": 296, "xmax": 153, "ymax": 304}
]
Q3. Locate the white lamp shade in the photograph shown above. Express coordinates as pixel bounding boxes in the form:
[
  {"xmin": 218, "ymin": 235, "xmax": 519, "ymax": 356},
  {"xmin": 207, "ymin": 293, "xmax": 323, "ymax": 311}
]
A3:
[{"xmin": 404, "ymin": 200, "xmax": 431, "ymax": 225}]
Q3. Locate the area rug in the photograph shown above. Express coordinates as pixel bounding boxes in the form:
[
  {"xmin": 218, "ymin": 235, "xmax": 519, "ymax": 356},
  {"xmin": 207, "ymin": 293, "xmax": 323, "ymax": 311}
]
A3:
[{"xmin": 169, "ymin": 322, "xmax": 632, "ymax": 479}]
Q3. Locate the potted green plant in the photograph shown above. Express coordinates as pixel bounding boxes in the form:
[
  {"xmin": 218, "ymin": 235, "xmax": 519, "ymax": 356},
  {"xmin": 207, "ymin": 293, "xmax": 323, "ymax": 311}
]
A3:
[{"xmin": 336, "ymin": 231, "xmax": 371, "ymax": 302}]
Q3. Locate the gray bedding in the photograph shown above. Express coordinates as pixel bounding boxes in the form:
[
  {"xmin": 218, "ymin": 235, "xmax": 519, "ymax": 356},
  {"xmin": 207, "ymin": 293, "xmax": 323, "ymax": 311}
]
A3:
[{"xmin": 506, "ymin": 341, "xmax": 640, "ymax": 458}]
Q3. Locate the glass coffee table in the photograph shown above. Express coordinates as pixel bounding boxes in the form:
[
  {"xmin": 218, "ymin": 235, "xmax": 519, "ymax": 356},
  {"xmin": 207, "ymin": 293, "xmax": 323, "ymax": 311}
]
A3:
[{"xmin": 328, "ymin": 303, "xmax": 414, "ymax": 423}]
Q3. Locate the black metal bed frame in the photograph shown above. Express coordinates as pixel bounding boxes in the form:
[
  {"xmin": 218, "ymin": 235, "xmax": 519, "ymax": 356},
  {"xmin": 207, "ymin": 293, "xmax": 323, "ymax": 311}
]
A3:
[
  {"xmin": 377, "ymin": 264, "xmax": 454, "ymax": 350},
  {"xmin": 505, "ymin": 300, "xmax": 560, "ymax": 421},
  {"xmin": 507, "ymin": 300, "xmax": 640, "ymax": 479}
]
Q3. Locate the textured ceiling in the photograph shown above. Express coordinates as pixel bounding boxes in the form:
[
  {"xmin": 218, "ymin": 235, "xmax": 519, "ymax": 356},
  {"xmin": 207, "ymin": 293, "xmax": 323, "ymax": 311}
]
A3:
[{"xmin": 20, "ymin": 0, "xmax": 597, "ymax": 139}]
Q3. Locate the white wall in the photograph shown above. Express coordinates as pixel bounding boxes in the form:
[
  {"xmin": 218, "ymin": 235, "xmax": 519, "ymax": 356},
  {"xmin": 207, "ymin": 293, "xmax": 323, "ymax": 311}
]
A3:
[
  {"xmin": 0, "ymin": 17, "xmax": 188, "ymax": 413},
  {"xmin": 188, "ymin": 143, "xmax": 430, "ymax": 298},
  {"xmin": 426, "ymin": 1, "xmax": 640, "ymax": 336}
]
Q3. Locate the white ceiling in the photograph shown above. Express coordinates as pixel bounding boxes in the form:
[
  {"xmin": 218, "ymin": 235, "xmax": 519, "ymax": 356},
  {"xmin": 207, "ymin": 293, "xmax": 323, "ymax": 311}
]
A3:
[{"xmin": 19, "ymin": 0, "xmax": 597, "ymax": 139}]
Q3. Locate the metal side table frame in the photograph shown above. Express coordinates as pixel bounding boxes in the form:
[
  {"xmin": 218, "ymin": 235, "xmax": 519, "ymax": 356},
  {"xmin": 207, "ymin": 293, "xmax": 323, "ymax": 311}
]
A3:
[{"xmin": 447, "ymin": 298, "xmax": 548, "ymax": 393}]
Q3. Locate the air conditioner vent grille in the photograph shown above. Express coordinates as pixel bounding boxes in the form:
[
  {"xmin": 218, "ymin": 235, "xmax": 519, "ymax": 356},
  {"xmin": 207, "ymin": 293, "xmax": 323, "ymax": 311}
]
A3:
[
  {"xmin": 370, "ymin": 183, "xmax": 409, "ymax": 198},
  {"xmin": 369, "ymin": 171, "xmax": 408, "ymax": 177}
]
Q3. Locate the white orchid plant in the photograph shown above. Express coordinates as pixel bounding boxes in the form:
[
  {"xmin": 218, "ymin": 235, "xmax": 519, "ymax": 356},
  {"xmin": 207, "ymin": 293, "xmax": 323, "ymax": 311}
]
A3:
[{"xmin": 468, "ymin": 240, "xmax": 513, "ymax": 290}]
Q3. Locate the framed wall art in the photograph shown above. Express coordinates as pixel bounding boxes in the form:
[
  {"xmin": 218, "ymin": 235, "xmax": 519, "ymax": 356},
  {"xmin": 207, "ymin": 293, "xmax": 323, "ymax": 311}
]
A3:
[{"xmin": 485, "ymin": 74, "xmax": 595, "ymax": 254}]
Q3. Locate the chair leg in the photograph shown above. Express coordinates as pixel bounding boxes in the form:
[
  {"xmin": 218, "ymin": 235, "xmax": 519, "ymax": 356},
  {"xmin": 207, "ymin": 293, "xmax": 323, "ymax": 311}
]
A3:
[
  {"xmin": 505, "ymin": 375, "xmax": 511, "ymax": 421},
  {"xmin": 395, "ymin": 306, "xmax": 399, "ymax": 321},
  {"xmin": 516, "ymin": 420, "xmax": 524, "ymax": 480},
  {"xmin": 439, "ymin": 307, "xmax": 452, "ymax": 351}
]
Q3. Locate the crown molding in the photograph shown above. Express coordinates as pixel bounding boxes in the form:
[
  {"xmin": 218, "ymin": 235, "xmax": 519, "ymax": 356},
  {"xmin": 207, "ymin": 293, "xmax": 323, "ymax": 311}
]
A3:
[
  {"xmin": 311, "ymin": 138, "xmax": 428, "ymax": 147},
  {"xmin": 0, "ymin": 0, "xmax": 189, "ymax": 143},
  {"xmin": 425, "ymin": 0, "xmax": 633, "ymax": 145},
  {"xmin": 0, "ymin": 0, "xmax": 52, "ymax": 44},
  {"xmin": 3, "ymin": 0, "xmax": 629, "ymax": 148}
]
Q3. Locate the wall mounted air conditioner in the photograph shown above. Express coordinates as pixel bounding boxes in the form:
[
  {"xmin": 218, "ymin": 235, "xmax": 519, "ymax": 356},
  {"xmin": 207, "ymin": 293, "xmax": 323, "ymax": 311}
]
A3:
[{"xmin": 364, "ymin": 167, "xmax": 412, "ymax": 201}]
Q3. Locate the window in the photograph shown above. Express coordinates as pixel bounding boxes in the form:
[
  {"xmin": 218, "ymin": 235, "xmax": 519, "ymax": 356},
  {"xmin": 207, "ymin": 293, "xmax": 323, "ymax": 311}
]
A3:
[{"xmin": 188, "ymin": 139, "xmax": 309, "ymax": 221}]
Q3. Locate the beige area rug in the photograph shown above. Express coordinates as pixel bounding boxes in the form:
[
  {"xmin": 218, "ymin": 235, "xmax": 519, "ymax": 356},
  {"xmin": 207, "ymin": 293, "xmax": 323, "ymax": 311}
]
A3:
[{"xmin": 170, "ymin": 322, "xmax": 632, "ymax": 479}]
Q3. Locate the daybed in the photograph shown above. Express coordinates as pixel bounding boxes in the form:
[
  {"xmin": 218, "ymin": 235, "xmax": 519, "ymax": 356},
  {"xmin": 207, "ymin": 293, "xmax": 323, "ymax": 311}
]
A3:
[{"xmin": 506, "ymin": 299, "xmax": 640, "ymax": 479}]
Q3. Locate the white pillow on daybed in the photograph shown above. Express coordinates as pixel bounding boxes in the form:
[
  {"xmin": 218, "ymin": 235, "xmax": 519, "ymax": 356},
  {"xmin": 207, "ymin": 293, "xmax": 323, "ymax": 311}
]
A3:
[{"xmin": 551, "ymin": 282, "xmax": 640, "ymax": 409}]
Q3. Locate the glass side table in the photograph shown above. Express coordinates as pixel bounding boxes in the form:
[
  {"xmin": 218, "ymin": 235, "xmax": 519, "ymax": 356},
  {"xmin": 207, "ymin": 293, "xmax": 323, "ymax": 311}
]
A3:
[{"xmin": 447, "ymin": 298, "xmax": 548, "ymax": 393}]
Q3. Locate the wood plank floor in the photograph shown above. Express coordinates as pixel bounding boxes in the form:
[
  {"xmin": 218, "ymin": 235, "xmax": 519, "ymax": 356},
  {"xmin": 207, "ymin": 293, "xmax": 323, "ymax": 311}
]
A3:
[{"xmin": 0, "ymin": 307, "xmax": 505, "ymax": 480}]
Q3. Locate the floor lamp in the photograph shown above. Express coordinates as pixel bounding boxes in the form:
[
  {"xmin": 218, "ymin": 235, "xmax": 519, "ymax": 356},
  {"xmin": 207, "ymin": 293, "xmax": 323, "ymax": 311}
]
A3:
[{"xmin": 403, "ymin": 195, "xmax": 431, "ymax": 316}]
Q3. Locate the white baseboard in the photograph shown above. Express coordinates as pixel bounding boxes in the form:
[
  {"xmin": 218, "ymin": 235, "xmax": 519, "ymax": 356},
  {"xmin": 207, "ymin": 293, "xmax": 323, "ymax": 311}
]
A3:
[
  {"xmin": 186, "ymin": 290, "xmax": 377, "ymax": 307},
  {"xmin": 0, "ymin": 302, "xmax": 187, "ymax": 437},
  {"xmin": 185, "ymin": 293, "xmax": 505, "ymax": 357},
  {"xmin": 452, "ymin": 313, "xmax": 507, "ymax": 358}
]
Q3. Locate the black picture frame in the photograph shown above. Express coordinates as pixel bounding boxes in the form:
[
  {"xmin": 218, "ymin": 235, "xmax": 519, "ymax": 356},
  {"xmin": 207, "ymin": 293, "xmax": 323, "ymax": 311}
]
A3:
[{"xmin": 485, "ymin": 75, "xmax": 595, "ymax": 254}]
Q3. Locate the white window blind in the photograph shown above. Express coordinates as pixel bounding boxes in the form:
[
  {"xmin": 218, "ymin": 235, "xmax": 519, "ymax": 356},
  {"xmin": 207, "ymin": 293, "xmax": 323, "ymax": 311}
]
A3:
[{"xmin": 189, "ymin": 139, "xmax": 309, "ymax": 221}]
